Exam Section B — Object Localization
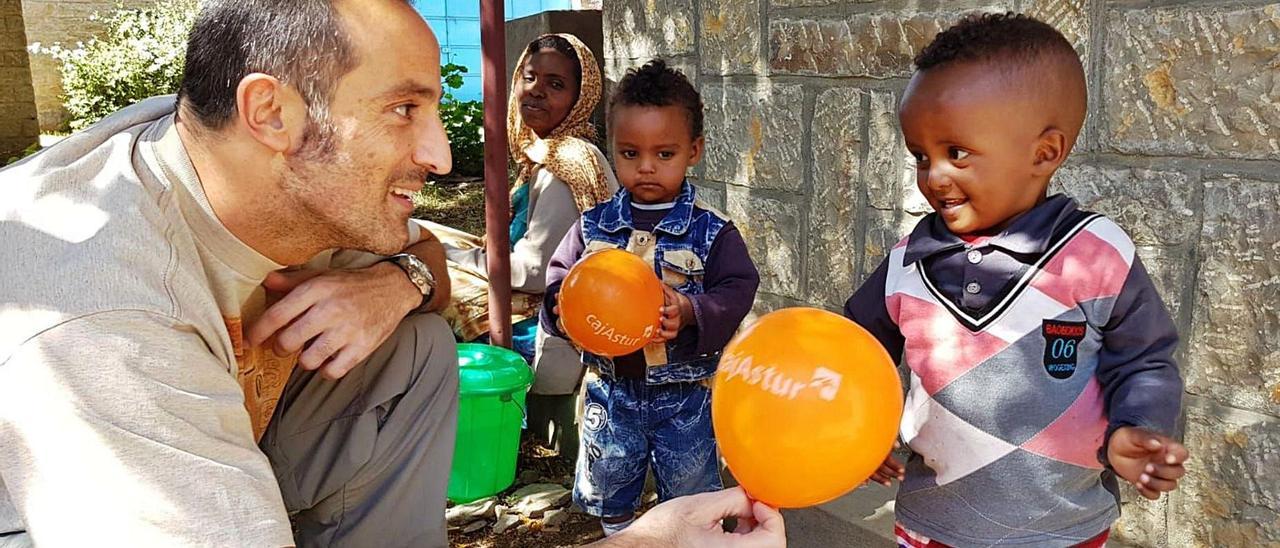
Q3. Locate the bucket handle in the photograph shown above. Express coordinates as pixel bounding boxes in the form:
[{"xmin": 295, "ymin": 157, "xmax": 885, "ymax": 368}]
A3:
[{"xmin": 500, "ymin": 392, "xmax": 528, "ymax": 422}]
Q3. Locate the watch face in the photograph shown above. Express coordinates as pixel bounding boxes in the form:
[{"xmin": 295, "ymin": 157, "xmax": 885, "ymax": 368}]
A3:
[
  {"xmin": 398, "ymin": 255, "xmax": 432, "ymax": 295},
  {"xmin": 410, "ymin": 270, "xmax": 428, "ymax": 292}
]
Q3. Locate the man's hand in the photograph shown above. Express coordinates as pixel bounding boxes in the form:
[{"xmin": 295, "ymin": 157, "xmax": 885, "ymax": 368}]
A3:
[
  {"xmin": 247, "ymin": 262, "xmax": 421, "ymax": 380},
  {"xmin": 593, "ymin": 487, "xmax": 785, "ymax": 548},
  {"xmin": 654, "ymin": 285, "xmax": 694, "ymax": 342},
  {"xmin": 1107, "ymin": 426, "xmax": 1189, "ymax": 500}
]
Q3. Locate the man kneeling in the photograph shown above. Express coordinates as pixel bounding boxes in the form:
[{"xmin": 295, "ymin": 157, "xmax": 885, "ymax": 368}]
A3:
[{"xmin": 1, "ymin": 1, "xmax": 460, "ymax": 545}]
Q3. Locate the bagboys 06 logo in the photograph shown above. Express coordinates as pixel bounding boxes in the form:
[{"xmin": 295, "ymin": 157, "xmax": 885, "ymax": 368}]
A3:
[{"xmin": 1042, "ymin": 320, "xmax": 1086, "ymax": 379}]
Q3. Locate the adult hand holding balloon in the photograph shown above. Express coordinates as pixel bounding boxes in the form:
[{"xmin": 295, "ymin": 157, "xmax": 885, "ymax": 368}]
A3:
[
  {"xmin": 559, "ymin": 249, "xmax": 664, "ymax": 357},
  {"xmin": 712, "ymin": 307, "xmax": 903, "ymax": 508}
]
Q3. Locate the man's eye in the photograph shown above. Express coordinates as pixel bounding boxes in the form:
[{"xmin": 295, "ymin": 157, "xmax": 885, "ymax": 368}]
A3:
[
  {"xmin": 551, "ymin": 80, "xmax": 564, "ymax": 90},
  {"xmin": 949, "ymin": 147, "xmax": 970, "ymax": 161}
]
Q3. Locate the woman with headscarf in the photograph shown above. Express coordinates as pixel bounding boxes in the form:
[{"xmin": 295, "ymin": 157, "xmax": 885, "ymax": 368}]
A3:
[{"xmin": 432, "ymin": 33, "xmax": 616, "ymax": 397}]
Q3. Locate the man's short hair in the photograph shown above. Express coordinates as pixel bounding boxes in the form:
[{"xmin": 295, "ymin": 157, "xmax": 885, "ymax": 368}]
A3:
[
  {"xmin": 608, "ymin": 59, "xmax": 704, "ymax": 139},
  {"xmin": 915, "ymin": 12, "xmax": 1080, "ymax": 72},
  {"xmin": 178, "ymin": 0, "xmax": 405, "ymax": 130}
]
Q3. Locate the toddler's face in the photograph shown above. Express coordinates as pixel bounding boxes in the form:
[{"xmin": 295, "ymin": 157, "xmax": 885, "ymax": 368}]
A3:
[
  {"xmin": 898, "ymin": 63, "xmax": 1051, "ymax": 236},
  {"xmin": 610, "ymin": 105, "xmax": 703, "ymax": 204}
]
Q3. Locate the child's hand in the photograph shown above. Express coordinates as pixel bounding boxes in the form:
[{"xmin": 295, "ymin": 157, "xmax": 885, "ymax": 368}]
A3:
[
  {"xmin": 1106, "ymin": 426, "xmax": 1189, "ymax": 500},
  {"xmin": 550, "ymin": 295, "xmax": 585, "ymax": 352},
  {"xmin": 654, "ymin": 285, "xmax": 693, "ymax": 342},
  {"xmin": 551, "ymin": 294, "xmax": 571, "ymax": 342},
  {"xmin": 867, "ymin": 443, "xmax": 905, "ymax": 486}
]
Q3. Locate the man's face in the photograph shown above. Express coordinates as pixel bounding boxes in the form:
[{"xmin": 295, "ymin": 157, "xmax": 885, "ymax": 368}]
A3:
[{"xmin": 281, "ymin": 0, "xmax": 451, "ymax": 255}]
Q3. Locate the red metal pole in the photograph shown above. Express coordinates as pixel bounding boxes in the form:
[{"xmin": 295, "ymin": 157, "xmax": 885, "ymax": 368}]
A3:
[{"xmin": 480, "ymin": 0, "xmax": 512, "ymax": 348}]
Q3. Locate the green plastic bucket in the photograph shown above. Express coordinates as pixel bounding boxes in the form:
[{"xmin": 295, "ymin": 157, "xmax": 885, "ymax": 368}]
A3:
[{"xmin": 446, "ymin": 343, "xmax": 534, "ymax": 504}]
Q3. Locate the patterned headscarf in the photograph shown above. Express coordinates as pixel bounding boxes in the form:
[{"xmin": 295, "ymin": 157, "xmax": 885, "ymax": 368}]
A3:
[{"xmin": 507, "ymin": 33, "xmax": 612, "ymax": 213}]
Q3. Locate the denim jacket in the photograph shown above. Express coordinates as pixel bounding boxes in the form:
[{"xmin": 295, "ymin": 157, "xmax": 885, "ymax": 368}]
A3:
[{"xmin": 578, "ymin": 183, "xmax": 727, "ymax": 384}]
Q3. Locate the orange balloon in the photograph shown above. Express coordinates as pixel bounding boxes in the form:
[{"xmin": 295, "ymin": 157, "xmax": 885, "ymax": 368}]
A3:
[
  {"xmin": 559, "ymin": 249, "xmax": 664, "ymax": 357},
  {"xmin": 712, "ymin": 307, "xmax": 903, "ymax": 508}
]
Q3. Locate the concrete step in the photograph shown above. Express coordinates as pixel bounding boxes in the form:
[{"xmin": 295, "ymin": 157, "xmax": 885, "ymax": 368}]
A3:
[{"xmin": 785, "ymin": 482, "xmax": 898, "ymax": 547}]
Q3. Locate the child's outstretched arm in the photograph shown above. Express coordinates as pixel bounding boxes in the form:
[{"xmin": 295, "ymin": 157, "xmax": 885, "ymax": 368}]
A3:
[
  {"xmin": 663, "ymin": 223, "xmax": 760, "ymax": 353},
  {"xmin": 843, "ymin": 258, "xmax": 905, "ymax": 362},
  {"xmin": 1096, "ymin": 254, "xmax": 1187, "ymax": 499},
  {"xmin": 539, "ymin": 220, "xmax": 586, "ymax": 339},
  {"xmin": 845, "ymin": 257, "xmax": 907, "ymax": 485}
]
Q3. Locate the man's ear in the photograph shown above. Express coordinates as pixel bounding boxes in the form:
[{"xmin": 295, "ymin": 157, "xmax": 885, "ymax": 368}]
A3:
[
  {"xmin": 1031, "ymin": 128, "xmax": 1069, "ymax": 177},
  {"xmin": 235, "ymin": 73, "xmax": 308, "ymax": 154}
]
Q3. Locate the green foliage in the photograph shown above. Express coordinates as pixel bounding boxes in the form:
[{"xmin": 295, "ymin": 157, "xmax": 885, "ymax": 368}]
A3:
[
  {"xmin": 33, "ymin": 0, "xmax": 487, "ymax": 177},
  {"xmin": 440, "ymin": 63, "xmax": 485, "ymax": 177},
  {"xmin": 32, "ymin": 1, "xmax": 199, "ymax": 131},
  {"xmin": 3, "ymin": 142, "xmax": 42, "ymax": 168}
]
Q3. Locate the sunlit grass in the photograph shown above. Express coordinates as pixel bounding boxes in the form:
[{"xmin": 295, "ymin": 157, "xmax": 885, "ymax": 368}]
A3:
[{"xmin": 413, "ymin": 180, "xmax": 487, "ymax": 236}]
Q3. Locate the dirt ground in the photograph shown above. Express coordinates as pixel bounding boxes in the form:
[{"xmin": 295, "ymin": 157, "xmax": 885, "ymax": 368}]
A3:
[
  {"xmin": 447, "ymin": 440, "xmax": 643, "ymax": 548},
  {"xmin": 414, "ymin": 176, "xmax": 487, "ymax": 236}
]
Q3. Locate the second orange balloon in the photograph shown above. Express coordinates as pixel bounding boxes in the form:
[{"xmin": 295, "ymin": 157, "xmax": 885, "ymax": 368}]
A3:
[{"xmin": 712, "ymin": 307, "xmax": 903, "ymax": 508}]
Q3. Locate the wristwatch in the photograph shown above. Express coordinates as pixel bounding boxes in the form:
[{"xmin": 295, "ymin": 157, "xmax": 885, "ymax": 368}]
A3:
[{"xmin": 386, "ymin": 253, "xmax": 437, "ymax": 311}]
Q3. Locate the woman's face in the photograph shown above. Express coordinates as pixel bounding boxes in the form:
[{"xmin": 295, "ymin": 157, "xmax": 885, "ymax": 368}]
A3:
[{"xmin": 516, "ymin": 48, "xmax": 580, "ymax": 138}]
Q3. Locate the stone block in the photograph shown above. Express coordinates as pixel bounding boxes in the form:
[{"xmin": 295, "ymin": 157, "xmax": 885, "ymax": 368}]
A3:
[
  {"xmin": 1051, "ymin": 164, "xmax": 1200, "ymax": 320},
  {"xmin": 1113, "ymin": 482, "xmax": 1169, "ymax": 548},
  {"xmin": 768, "ymin": 6, "xmax": 1013, "ymax": 79},
  {"xmin": 604, "ymin": 55, "xmax": 698, "ymax": 92},
  {"xmin": 0, "ymin": 116, "xmax": 23, "ymax": 135},
  {"xmin": 806, "ymin": 87, "xmax": 865, "ymax": 309},
  {"xmin": 1102, "ymin": 5, "xmax": 1280, "ymax": 160},
  {"xmin": 862, "ymin": 207, "xmax": 923, "ymax": 282},
  {"xmin": 693, "ymin": 182, "xmax": 726, "ymax": 211},
  {"xmin": 726, "ymin": 186, "xmax": 803, "ymax": 299},
  {"xmin": 1188, "ymin": 178, "xmax": 1280, "ymax": 417},
  {"xmin": 704, "ymin": 83, "xmax": 805, "ymax": 192},
  {"xmin": 1134, "ymin": 244, "xmax": 1194, "ymax": 326},
  {"xmin": 700, "ymin": 0, "xmax": 762, "ymax": 75},
  {"xmin": 603, "ymin": 0, "xmax": 696, "ymax": 60},
  {"xmin": 866, "ymin": 90, "xmax": 927, "ymax": 215},
  {"xmin": 1052, "ymin": 165, "xmax": 1199, "ymax": 247},
  {"xmin": 1, "ymin": 51, "xmax": 26, "ymax": 67},
  {"xmin": 769, "ymin": 0, "xmax": 874, "ymax": 8},
  {"xmin": 5, "ymin": 15, "xmax": 22, "ymax": 34},
  {"xmin": 745, "ymin": 291, "xmax": 807, "ymax": 329},
  {"xmin": 1169, "ymin": 399, "xmax": 1280, "ymax": 546},
  {"xmin": 1020, "ymin": 0, "xmax": 1090, "ymax": 67}
]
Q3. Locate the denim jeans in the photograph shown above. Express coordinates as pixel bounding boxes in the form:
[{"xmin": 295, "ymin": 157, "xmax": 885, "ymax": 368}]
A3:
[{"xmin": 572, "ymin": 375, "xmax": 722, "ymax": 517}]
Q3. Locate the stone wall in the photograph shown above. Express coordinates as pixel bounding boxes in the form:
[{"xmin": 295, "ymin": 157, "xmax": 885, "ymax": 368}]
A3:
[
  {"xmin": 21, "ymin": 0, "xmax": 153, "ymax": 131},
  {"xmin": 603, "ymin": 0, "xmax": 1280, "ymax": 546},
  {"xmin": 0, "ymin": 0, "xmax": 37, "ymax": 160}
]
